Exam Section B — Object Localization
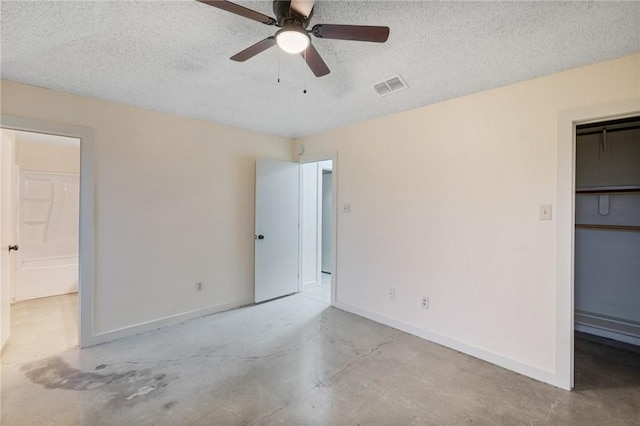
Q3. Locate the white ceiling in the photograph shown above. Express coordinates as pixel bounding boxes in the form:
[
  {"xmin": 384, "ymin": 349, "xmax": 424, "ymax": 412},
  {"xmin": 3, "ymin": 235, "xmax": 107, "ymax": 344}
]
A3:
[{"xmin": 1, "ymin": 1, "xmax": 639, "ymax": 138}]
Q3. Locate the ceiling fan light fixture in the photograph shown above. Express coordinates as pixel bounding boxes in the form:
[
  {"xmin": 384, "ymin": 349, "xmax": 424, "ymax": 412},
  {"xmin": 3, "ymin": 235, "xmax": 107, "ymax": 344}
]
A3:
[{"xmin": 275, "ymin": 26, "xmax": 310, "ymax": 54}]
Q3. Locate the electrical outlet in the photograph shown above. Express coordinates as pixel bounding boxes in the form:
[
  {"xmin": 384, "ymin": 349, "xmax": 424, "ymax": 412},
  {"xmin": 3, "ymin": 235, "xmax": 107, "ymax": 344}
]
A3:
[
  {"xmin": 343, "ymin": 203, "xmax": 351, "ymax": 213},
  {"xmin": 421, "ymin": 296, "xmax": 429, "ymax": 309},
  {"xmin": 388, "ymin": 288, "xmax": 395, "ymax": 300},
  {"xmin": 196, "ymin": 282, "xmax": 203, "ymax": 292}
]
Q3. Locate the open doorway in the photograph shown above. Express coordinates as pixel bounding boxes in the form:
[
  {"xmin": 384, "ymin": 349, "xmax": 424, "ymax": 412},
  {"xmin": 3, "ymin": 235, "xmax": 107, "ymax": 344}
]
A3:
[
  {"xmin": 0, "ymin": 129, "xmax": 80, "ymax": 363},
  {"xmin": 573, "ymin": 116, "xmax": 640, "ymax": 389},
  {"xmin": 300, "ymin": 159, "xmax": 333, "ymax": 304}
]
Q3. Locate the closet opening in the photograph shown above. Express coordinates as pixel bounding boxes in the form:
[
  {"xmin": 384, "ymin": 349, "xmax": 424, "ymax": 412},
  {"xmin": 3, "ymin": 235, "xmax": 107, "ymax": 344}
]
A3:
[{"xmin": 573, "ymin": 116, "xmax": 640, "ymax": 389}]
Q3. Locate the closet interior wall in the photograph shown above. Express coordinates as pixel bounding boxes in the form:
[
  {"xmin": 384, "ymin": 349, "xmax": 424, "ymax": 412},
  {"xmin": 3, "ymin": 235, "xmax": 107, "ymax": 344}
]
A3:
[{"xmin": 574, "ymin": 117, "xmax": 640, "ymax": 345}]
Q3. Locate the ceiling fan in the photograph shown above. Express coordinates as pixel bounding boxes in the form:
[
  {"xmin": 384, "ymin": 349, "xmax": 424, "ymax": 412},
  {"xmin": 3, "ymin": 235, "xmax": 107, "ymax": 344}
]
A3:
[{"xmin": 197, "ymin": 0, "xmax": 390, "ymax": 77}]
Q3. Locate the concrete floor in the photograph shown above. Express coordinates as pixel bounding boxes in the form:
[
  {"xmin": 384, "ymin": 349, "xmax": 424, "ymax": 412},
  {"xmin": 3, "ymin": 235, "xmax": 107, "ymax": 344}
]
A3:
[
  {"xmin": 2, "ymin": 286, "xmax": 639, "ymax": 425},
  {"xmin": 1, "ymin": 294, "xmax": 78, "ymax": 366}
]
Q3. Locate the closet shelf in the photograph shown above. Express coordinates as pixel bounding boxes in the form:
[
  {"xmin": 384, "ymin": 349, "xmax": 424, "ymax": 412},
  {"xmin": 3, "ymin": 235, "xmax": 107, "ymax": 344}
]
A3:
[
  {"xmin": 576, "ymin": 185, "xmax": 640, "ymax": 194},
  {"xmin": 576, "ymin": 224, "xmax": 640, "ymax": 232}
]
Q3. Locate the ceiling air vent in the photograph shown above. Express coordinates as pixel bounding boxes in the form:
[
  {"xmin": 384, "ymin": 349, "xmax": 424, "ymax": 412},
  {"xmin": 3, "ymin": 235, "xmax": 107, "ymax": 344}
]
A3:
[{"xmin": 373, "ymin": 75, "xmax": 408, "ymax": 97}]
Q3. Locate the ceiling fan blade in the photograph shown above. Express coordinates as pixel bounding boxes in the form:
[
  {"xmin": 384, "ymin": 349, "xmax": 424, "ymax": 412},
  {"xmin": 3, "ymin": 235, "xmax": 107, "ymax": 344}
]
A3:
[
  {"xmin": 301, "ymin": 44, "xmax": 330, "ymax": 77},
  {"xmin": 230, "ymin": 37, "xmax": 276, "ymax": 62},
  {"xmin": 312, "ymin": 24, "xmax": 390, "ymax": 42},
  {"xmin": 197, "ymin": 1, "xmax": 276, "ymax": 25},
  {"xmin": 290, "ymin": 0, "xmax": 315, "ymax": 18}
]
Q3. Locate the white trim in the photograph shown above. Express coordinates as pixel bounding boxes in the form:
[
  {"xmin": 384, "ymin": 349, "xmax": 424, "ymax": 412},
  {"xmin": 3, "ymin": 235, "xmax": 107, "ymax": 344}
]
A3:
[
  {"xmin": 555, "ymin": 99, "xmax": 640, "ymax": 391},
  {"xmin": 297, "ymin": 165, "xmax": 304, "ymax": 293},
  {"xmin": 297, "ymin": 161, "xmax": 324, "ymax": 293},
  {"xmin": 302, "ymin": 280, "xmax": 320, "ymax": 291},
  {"xmin": 315, "ymin": 163, "xmax": 323, "ymax": 282},
  {"xmin": 575, "ymin": 310, "xmax": 640, "ymax": 344},
  {"xmin": 88, "ymin": 298, "xmax": 253, "ymax": 346},
  {"xmin": 575, "ymin": 324, "xmax": 640, "ymax": 347},
  {"xmin": 0, "ymin": 114, "xmax": 95, "ymax": 348},
  {"xmin": 333, "ymin": 299, "xmax": 556, "ymax": 387}
]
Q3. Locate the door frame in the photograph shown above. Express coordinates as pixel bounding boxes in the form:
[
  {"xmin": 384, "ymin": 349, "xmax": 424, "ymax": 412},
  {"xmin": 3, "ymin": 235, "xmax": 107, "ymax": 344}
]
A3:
[
  {"xmin": 298, "ymin": 161, "xmax": 322, "ymax": 290},
  {"xmin": 555, "ymin": 98, "xmax": 640, "ymax": 390},
  {"xmin": 1, "ymin": 115, "xmax": 95, "ymax": 348},
  {"xmin": 298, "ymin": 151, "xmax": 338, "ymax": 306}
]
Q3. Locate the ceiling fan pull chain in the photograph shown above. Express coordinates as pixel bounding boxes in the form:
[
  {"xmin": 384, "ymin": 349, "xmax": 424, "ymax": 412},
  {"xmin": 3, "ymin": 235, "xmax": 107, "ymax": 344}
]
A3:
[
  {"xmin": 277, "ymin": 46, "xmax": 281, "ymax": 83},
  {"xmin": 303, "ymin": 49, "xmax": 307, "ymax": 94}
]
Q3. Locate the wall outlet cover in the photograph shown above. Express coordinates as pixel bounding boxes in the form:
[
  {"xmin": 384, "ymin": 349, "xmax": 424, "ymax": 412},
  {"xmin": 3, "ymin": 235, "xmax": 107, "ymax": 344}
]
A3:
[
  {"xmin": 421, "ymin": 297, "xmax": 429, "ymax": 309},
  {"xmin": 540, "ymin": 204, "xmax": 552, "ymax": 220}
]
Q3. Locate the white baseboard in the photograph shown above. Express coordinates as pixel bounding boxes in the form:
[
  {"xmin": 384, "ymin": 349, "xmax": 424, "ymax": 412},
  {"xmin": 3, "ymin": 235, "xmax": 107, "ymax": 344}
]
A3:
[
  {"xmin": 574, "ymin": 312, "xmax": 640, "ymax": 346},
  {"xmin": 575, "ymin": 323, "xmax": 640, "ymax": 347},
  {"xmin": 303, "ymin": 280, "xmax": 320, "ymax": 291},
  {"xmin": 333, "ymin": 300, "xmax": 557, "ymax": 388},
  {"xmin": 83, "ymin": 297, "xmax": 254, "ymax": 348},
  {"xmin": 15, "ymin": 264, "xmax": 78, "ymax": 302}
]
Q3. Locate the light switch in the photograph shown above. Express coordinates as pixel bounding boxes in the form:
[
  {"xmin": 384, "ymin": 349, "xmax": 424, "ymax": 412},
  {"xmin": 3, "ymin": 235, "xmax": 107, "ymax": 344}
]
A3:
[
  {"xmin": 343, "ymin": 203, "xmax": 351, "ymax": 213},
  {"xmin": 540, "ymin": 204, "xmax": 552, "ymax": 220}
]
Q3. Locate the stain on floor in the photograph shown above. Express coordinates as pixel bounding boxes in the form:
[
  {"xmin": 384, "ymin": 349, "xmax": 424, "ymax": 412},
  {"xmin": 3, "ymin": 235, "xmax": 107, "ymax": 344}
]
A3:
[
  {"xmin": 22, "ymin": 357, "xmax": 137, "ymax": 391},
  {"xmin": 22, "ymin": 356, "xmax": 174, "ymax": 415}
]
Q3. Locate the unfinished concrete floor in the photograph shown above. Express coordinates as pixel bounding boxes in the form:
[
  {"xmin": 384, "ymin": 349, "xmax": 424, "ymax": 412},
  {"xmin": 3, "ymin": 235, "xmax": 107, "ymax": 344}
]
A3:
[
  {"xmin": 1, "ymin": 293, "xmax": 78, "ymax": 366},
  {"xmin": 2, "ymin": 291, "xmax": 639, "ymax": 425}
]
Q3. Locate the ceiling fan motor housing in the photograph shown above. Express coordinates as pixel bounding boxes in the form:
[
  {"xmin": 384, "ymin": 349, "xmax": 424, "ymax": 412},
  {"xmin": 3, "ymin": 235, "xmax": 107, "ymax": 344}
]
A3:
[{"xmin": 273, "ymin": 0, "xmax": 313, "ymax": 28}]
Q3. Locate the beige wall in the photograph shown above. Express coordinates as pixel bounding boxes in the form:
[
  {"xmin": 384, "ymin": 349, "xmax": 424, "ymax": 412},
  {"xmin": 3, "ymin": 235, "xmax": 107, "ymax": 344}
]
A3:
[
  {"xmin": 297, "ymin": 54, "xmax": 640, "ymax": 387},
  {"xmin": 16, "ymin": 135, "xmax": 80, "ymax": 174},
  {"xmin": 0, "ymin": 81, "xmax": 293, "ymax": 336},
  {"xmin": 1, "ymin": 54, "xmax": 638, "ymax": 386}
]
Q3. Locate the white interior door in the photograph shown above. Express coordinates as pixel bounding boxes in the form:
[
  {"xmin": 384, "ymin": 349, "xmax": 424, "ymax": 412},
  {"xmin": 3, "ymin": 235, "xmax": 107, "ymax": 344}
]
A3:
[
  {"xmin": 255, "ymin": 158, "xmax": 299, "ymax": 303},
  {"xmin": 1, "ymin": 130, "xmax": 15, "ymax": 349}
]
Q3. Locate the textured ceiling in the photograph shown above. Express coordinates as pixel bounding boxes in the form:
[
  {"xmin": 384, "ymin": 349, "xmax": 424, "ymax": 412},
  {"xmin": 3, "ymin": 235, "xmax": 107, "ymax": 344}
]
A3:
[{"xmin": 1, "ymin": 1, "xmax": 639, "ymax": 138}]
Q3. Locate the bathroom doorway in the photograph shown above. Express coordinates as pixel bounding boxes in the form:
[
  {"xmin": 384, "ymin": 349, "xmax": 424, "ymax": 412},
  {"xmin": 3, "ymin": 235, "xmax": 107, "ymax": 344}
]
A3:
[{"xmin": 0, "ymin": 128, "xmax": 80, "ymax": 362}]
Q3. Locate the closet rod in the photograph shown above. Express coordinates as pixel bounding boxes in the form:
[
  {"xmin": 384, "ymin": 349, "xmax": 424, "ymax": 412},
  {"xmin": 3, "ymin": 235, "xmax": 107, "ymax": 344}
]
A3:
[
  {"xmin": 576, "ymin": 120, "xmax": 640, "ymax": 136},
  {"xmin": 576, "ymin": 224, "xmax": 640, "ymax": 232}
]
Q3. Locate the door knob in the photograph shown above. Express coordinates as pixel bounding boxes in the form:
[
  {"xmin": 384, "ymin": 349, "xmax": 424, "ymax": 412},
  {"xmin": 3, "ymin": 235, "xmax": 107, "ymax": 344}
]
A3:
[
  {"xmin": 257, "ymin": 235, "xmax": 265, "ymax": 240},
  {"xmin": 8, "ymin": 245, "xmax": 19, "ymax": 252}
]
